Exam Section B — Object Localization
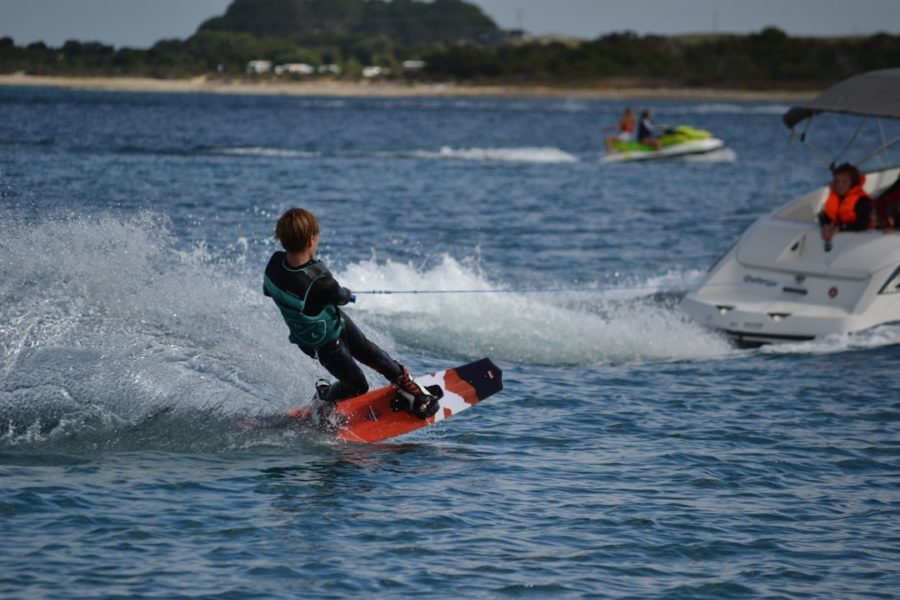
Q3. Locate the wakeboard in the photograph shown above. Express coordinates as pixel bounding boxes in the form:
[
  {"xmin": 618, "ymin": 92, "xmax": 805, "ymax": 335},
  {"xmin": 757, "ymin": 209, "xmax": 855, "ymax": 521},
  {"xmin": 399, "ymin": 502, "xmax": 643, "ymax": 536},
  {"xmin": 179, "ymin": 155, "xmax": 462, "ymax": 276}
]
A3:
[{"xmin": 287, "ymin": 357, "xmax": 502, "ymax": 443}]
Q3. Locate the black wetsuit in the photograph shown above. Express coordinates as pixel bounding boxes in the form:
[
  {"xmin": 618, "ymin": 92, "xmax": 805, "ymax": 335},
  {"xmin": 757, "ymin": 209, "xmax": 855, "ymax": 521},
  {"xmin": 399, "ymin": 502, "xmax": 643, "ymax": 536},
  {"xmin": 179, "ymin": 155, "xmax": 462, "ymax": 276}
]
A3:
[
  {"xmin": 263, "ymin": 252, "xmax": 403, "ymax": 402},
  {"xmin": 638, "ymin": 117, "xmax": 657, "ymax": 141}
]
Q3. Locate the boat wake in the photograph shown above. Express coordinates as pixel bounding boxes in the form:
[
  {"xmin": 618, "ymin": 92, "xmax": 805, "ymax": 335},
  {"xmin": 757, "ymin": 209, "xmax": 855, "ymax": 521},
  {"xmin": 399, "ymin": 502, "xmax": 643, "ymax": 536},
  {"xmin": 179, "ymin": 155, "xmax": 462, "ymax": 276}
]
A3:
[
  {"xmin": 0, "ymin": 212, "xmax": 727, "ymax": 448},
  {"xmin": 759, "ymin": 324, "xmax": 900, "ymax": 355},
  {"xmin": 682, "ymin": 147, "xmax": 738, "ymax": 162},
  {"xmin": 0, "ymin": 212, "xmax": 321, "ymax": 451},
  {"xmin": 2, "ymin": 211, "xmax": 897, "ymax": 451},
  {"xmin": 337, "ymin": 257, "xmax": 731, "ymax": 365},
  {"xmin": 202, "ymin": 145, "xmax": 580, "ymax": 164},
  {"xmin": 411, "ymin": 146, "xmax": 579, "ymax": 164}
]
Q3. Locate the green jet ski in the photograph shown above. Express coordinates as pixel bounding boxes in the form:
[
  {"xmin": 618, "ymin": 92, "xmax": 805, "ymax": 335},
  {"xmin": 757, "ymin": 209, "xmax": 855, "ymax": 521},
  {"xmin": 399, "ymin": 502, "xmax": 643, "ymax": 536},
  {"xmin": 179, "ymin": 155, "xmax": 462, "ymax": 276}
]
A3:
[{"xmin": 603, "ymin": 125, "xmax": 725, "ymax": 162}]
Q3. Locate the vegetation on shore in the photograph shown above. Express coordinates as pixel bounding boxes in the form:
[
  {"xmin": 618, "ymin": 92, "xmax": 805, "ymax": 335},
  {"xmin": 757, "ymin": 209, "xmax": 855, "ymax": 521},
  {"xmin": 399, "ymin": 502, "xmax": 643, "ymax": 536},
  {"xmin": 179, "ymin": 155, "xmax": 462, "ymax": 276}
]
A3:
[{"xmin": 1, "ymin": 0, "xmax": 898, "ymax": 88}]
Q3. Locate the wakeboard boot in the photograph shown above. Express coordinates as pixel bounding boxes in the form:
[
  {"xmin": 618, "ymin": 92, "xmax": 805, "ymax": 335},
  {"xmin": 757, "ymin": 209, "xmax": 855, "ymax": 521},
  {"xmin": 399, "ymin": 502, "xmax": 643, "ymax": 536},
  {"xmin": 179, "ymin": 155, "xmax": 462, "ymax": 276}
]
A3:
[
  {"xmin": 315, "ymin": 379, "xmax": 334, "ymax": 401},
  {"xmin": 309, "ymin": 379, "xmax": 342, "ymax": 430},
  {"xmin": 392, "ymin": 365, "xmax": 439, "ymax": 419}
]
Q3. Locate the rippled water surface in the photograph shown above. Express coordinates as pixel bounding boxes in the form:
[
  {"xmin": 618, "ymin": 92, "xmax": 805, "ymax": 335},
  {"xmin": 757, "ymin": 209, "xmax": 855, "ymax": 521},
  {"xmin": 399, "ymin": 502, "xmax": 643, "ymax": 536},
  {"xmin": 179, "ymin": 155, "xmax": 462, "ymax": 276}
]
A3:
[{"xmin": 1, "ymin": 87, "xmax": 899, "ymax": 599}]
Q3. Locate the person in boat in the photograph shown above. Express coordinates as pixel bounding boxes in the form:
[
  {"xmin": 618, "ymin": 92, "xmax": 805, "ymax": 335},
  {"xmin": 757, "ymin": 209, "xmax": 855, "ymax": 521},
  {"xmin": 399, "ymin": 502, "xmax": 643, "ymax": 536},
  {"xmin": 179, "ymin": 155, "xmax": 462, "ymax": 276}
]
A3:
[
  {"xmin": 875, "ymin": 174, "xmax": 900, "ymax": 231},
  {"xmin": 637, "ymin": 108, "xmax": 664, "ymax": 151},
  {"xmin": 817, "ymin": 163, "xmax": 872, "ymax": 249},
  {"xmin": 263, "ymin": 207, "xmax": 439, "ymax": 419},
  {"xmin": 604, "ymin": 107, "xmax": 635, "ymax": 152}
]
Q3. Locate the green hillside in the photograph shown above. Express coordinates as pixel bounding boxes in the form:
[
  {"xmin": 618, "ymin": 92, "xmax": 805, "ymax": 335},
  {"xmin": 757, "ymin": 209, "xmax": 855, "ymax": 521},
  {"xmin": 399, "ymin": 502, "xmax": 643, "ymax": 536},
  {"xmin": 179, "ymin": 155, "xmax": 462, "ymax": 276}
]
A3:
[
  {"xmin": 197, "ymin": 0, "xmax": 500, "ymax": 46},
  {"xmin": 0, "ymin": 0, "xmax": 898, "ymax": 89}
]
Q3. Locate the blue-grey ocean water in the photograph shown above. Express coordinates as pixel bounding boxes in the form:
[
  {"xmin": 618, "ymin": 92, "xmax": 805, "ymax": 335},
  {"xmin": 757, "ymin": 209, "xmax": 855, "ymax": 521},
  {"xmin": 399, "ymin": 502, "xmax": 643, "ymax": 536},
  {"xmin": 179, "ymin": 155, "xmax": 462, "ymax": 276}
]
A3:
[{"xmin": 1, "ymin": 86, "xmax": 899, "ymax": 599}]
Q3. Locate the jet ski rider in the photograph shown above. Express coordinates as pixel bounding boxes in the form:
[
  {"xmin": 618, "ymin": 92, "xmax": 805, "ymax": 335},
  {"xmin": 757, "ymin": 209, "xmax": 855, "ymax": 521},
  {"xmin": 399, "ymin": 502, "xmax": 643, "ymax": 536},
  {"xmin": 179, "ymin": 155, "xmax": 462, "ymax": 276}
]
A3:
[{"xmin": 637, "ymin": 108, "xmax": 664, "ymax": 151}]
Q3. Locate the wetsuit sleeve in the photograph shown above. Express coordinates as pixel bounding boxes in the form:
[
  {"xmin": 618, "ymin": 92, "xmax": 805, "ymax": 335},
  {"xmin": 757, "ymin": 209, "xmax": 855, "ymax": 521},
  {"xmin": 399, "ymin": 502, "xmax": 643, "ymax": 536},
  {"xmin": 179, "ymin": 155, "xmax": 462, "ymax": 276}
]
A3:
[
  {"xmin": 326, "ymin": 278, "xmax": 354, "ymax": 306},
  {"xmin": 303, "ymin": 275, "xmax": 353, "ymax": 316},
  {"xmin": 818, "ymin": 210, "xmax": 833, "ymax": 226}
]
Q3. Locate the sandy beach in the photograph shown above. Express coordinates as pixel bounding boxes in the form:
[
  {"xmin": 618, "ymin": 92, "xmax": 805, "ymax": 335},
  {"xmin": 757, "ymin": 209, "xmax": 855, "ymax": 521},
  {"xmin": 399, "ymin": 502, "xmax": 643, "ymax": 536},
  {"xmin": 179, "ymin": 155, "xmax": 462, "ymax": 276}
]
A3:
[{"xmin": 0, "ymin": 72, "xmax": 816, "ymax": 101}]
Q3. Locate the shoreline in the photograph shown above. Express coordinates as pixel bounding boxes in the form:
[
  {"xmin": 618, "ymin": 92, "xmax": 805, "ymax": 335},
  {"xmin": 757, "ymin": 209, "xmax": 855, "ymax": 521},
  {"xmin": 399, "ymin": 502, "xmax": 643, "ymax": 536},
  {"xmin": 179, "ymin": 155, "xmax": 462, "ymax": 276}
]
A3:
[{"xmin": 0, "ymin": 73, "xmax": 816, "ymax": 101}]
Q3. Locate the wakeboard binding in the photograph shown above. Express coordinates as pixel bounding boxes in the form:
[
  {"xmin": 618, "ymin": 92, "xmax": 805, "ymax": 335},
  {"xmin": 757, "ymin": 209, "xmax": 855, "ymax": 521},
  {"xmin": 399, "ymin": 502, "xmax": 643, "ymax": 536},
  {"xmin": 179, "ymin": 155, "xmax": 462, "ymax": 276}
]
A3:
[{"xmin": 391, "ymin": 384, "xmax": 443, "ymax": 419}]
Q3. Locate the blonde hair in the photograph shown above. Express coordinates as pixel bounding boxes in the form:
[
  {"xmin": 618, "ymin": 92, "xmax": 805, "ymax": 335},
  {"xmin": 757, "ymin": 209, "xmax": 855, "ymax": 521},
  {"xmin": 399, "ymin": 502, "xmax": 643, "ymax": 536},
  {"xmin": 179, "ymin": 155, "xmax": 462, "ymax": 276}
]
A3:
[{"xmin": 275, "ymin": 208, "xmax": 320, "ymax": 252}]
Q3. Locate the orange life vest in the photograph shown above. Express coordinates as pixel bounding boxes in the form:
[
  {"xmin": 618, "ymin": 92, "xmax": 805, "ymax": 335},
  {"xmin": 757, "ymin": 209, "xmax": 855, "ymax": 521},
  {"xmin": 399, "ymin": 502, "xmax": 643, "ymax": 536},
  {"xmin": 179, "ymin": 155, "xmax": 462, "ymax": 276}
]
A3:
[
  {"xmin": 620, "ymin": 118, "xmax": 635, "ymax": 133},
  {"xmin": 823, "ymin": 175, "xmax": 869, "ymax": 226}
]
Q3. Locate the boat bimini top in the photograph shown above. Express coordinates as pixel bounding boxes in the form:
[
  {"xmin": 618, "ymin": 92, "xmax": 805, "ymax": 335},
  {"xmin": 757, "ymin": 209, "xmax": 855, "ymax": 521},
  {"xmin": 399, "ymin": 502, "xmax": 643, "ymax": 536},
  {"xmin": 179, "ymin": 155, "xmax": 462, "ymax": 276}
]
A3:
[
  {"xmin": 782, "ymin": 68, "xmax": 900, "ymax": 170},
  {"xmin": 783, "ymin": 68, "xmax": 900, "ymax": 126}
]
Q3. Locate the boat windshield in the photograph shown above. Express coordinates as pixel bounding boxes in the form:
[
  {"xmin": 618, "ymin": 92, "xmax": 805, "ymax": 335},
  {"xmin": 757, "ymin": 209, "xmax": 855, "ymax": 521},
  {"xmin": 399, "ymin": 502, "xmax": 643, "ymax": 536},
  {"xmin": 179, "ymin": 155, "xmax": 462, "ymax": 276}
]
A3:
[
  {"xmin": 771, "ymin": 112, "xmax": 900, "ymax": 212},
  {"xmin": 792, "ymin": 113, "xmax": 900, "ymax": 170},
  {"xmin": 771, "ymin": 70, "xmax": 900, "ymax": 209}
]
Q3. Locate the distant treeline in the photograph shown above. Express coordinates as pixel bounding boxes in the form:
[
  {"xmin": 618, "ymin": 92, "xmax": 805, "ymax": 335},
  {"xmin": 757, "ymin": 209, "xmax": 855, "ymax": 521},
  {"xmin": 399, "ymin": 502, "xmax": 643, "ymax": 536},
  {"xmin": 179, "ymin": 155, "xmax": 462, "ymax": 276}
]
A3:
[
  {"xmin": 423, "ymin": 29, "xmax": 900, "ymax": 88},
  {"xmin": 1, "ymin": 16, "xmax": 898, "ymax": 87}
]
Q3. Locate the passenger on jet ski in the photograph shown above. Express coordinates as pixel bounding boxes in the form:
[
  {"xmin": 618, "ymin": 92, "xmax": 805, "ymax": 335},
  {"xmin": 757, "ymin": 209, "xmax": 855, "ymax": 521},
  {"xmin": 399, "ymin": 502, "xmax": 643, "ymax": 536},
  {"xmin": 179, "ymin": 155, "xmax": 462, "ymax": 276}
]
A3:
[{"xmin": 604, "ymin": 107, "xmax": 635, "ymax": 152}]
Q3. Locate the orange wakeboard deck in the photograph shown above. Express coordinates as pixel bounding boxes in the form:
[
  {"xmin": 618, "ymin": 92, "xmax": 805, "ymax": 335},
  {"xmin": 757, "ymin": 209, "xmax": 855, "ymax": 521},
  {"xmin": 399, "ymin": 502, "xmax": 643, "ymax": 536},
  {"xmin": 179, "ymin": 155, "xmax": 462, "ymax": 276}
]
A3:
[{"xmin": 292, "ymin": 358, "xmax": 502, "ymax": 443}]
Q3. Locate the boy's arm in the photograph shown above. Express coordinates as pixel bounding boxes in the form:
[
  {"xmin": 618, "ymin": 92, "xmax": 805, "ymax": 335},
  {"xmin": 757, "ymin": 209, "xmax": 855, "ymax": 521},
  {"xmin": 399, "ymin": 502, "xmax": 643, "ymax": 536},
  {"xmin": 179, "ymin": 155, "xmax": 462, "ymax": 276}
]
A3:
[
  {"xmin": 321, "ymin": 276, "xmax": 354, "ymax": 305},
  {"xmin": 306, "ymin": 276, "xmax": 354, "ymax": 314}
]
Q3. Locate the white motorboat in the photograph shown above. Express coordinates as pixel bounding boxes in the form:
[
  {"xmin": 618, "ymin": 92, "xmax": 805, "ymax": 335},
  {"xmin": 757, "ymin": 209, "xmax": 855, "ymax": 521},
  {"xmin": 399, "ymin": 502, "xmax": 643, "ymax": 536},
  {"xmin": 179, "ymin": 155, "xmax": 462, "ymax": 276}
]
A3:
[{"xmin": 680, "ymin": 69, "xmax": 900, "ymax": 346}]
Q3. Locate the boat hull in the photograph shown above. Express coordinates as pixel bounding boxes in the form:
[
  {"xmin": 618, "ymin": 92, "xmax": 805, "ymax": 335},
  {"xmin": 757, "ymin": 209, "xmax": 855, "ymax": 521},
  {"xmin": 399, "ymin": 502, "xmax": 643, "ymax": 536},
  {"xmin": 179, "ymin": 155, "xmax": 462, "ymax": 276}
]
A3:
[{"xmin": 680, "ymin": 166, "xmax": 900, "ymax": 345}]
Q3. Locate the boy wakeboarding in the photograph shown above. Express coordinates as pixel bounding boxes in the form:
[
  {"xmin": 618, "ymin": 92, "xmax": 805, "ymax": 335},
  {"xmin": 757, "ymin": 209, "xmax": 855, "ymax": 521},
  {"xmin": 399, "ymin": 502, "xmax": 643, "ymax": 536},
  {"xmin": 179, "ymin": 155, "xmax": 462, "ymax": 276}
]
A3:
[{"xmin": 263, "ymin": 208, "xmax": 439, "ymax": 419}]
